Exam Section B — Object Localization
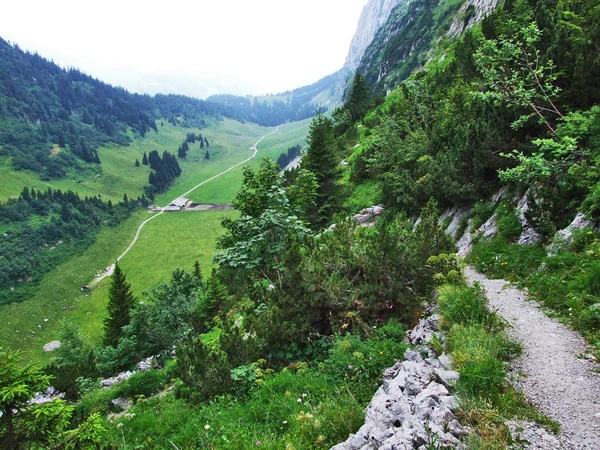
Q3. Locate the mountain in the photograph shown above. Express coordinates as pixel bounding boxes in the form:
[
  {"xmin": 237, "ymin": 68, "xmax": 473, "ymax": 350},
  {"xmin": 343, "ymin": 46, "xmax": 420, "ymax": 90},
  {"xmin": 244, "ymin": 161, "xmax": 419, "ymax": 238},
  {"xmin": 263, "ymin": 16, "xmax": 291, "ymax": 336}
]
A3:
[
  {"xmin": 207, "ymin": 71, "xmax": 345, "ymax": 127},
  {"xmin": 0, "ymin": 38, "xmax": 229, "ymax": 179},
  {"xmin": 351, "ymin": 0, "xmax": 501, "ymax": 95},
  {"xmin": 344, "ymin": 0, "xmax": 404, "ymax": 72}
]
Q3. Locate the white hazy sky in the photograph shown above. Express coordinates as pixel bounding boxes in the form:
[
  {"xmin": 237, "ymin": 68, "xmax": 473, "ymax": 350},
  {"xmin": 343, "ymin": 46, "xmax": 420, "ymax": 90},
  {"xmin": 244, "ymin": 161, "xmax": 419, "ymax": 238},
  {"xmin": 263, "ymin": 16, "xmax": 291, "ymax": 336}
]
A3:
[{"xmin": 0, "ymin": 0, "xmax": 368, "ymax": 98}]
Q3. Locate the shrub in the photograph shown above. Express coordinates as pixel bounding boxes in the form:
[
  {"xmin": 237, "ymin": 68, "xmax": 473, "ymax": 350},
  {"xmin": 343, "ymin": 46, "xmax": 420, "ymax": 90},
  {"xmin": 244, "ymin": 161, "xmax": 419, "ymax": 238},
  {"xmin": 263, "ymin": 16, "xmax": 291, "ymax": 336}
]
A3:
[
  {"xmin": 496, "ymin": 204, "xmax": 522, "ymax": 242},
  {"xmin": 470, "ymin": 200, "xmax": 495, "ymax": 231}
]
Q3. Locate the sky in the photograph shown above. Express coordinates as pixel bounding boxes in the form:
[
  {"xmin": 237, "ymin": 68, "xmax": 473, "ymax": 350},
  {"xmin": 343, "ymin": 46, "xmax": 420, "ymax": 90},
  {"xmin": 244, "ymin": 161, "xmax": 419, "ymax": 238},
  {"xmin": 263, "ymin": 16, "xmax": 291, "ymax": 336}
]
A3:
[{"xmin": 0, "ymin": 0, "xmax": 368, "ymax": 98}]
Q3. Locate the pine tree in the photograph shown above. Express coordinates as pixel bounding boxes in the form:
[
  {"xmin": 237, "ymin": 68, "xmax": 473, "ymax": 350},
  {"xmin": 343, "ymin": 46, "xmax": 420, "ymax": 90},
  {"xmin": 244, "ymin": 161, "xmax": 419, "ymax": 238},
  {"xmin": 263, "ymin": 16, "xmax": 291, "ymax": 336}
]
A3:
[
  {"xmin": 135, "ymin": 159, "xmax": 140, "ymax": 167},
  {"xmin": 205, "ymin": 150, "xmax": 210, "ymax": 160},
  {"xmin": 142, "ymin": 152, "xmax": 149, "ymax": 165},
  {"xmin": 103, "ymin": 263, "xmax": 136, "ymax": 347}
]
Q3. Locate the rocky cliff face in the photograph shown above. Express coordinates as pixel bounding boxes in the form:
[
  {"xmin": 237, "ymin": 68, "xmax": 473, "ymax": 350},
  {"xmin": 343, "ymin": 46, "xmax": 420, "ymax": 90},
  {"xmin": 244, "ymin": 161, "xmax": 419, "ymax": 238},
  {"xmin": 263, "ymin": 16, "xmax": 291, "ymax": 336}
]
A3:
[
  {"xmin": 354, "ymin": 0, "xmax": 502, "ymax": 95},
  {"xmin": 447, "ymin": 0, "xmax": 501, "ymax": 36},
  {"xmin": 344, "ymin": 0, "xmax": 404, "ymax": 72}
]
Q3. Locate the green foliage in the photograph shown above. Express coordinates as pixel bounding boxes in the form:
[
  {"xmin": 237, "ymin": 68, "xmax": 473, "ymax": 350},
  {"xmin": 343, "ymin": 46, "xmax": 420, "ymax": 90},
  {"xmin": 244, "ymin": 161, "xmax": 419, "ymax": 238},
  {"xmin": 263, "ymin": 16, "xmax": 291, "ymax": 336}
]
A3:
[
  {"xmin": 174, "ymin": 334, "xmax": 232, "ymax": 403},
  {"xmin": 437, "ymin": 284, "xmax": 499, "ymax": 329},
  {"xmin": 0, "ymin": 347, "xmax": 105, "ymax": 449},
  {"xmin": 114, "ymin": 370, "xmax": 167, "ymax": 399},
  {"xmin": 302, "ymin": 112, "xmax": 342, "ymax": 226},
  {"xmin": 216, "ymin": 159, "xmax": 312, "ymax": 288},
  {"xmin": 47, "ymin": 320, "xmax": 97, "ymax": 400},
  {"xmin": 469, "ymin": 237, "xmax": 546, "ymax": 279},
  {"xmin": 496, "ymin": 203, "xmax": 522, "ymax": 242},
  {"xmin": 475, "ymin": 21, "xmax": 563, "ymax": 132},
  {"xmin": 324, "ymin": 320, "xmax": 407, "ymax": 401},
  {"xmin": 448, "ymin": 322, "xmax": 515, "ymax": 395},
  {"xmin": 0, "ymin": 37, "xmax": 225, "ymax": 179},
  {"xmin": 469, "ymin": 200, "xmax": 496, "ymax": 231},
  {"xmin": 427, "ymin": 253, "xmax": 464, "ymax": 286}
]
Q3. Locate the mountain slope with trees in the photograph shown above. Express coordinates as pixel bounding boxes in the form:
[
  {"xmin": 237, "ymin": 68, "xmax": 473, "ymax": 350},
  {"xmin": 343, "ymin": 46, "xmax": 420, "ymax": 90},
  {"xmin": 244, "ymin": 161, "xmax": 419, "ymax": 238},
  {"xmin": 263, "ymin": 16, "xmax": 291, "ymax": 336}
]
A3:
[
  {"xmin": 206, "ymin": 71, "xmax": 345, "ymax": 126},
  {"xmin": 0, "ymin": 37, "xmax": 228, "ymax": 179}
]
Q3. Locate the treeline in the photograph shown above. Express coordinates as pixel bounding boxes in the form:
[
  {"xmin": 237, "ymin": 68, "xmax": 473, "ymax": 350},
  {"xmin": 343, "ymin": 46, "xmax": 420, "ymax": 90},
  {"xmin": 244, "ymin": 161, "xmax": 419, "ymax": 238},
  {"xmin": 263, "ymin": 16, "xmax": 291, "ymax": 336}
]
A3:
[
  {"xmin": 206, "ymin": 94, "xmax": 320, "ymax": 127},
  {"xmin": 0, "ymin": 38, "xmax": 228, "ymax": 178},
  {"xmin": 177, "ymin": 132, "xmax": 209, "ymax": 159},
  {"xmin": 275, "ymin": 144, "xmax": 301, "ymax": 169},
  {"xmin": 0, "ymin": 187, "xmax": 143, "ymax": 304}
]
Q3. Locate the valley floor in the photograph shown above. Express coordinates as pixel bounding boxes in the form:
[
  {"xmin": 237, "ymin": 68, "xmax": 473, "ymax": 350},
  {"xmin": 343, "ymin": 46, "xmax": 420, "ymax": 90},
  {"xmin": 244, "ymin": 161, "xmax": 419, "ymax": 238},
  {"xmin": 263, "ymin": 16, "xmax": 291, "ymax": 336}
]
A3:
[{"xmin": 465, "ymin": 267, "xmax": 600, "ymax": 449}]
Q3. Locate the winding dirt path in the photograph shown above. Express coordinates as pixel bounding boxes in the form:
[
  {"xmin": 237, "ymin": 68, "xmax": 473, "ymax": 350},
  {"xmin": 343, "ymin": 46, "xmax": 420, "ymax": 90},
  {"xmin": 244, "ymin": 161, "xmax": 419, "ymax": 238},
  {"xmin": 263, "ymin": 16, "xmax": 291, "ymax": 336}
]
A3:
[
  {"xmin": 465, "ymin": 266, "xmax": 600, "ymax": 449},
  {"xmin": 90, "ymin": 126, "xmax": 279, "ymax": 286}
]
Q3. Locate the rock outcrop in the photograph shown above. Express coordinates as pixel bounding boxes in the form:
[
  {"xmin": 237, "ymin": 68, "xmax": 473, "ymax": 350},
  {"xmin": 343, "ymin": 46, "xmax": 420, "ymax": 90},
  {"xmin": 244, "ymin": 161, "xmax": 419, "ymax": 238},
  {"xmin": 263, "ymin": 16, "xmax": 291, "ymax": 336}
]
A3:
[
  {"xmin": 344, "ymin": 0, "xmax": 403, "ymax": 71},
  {"xmin": 331, "ymin": 313, "xmax": 465, "ymax": 449},
  {"xmin": 353, "ymin": 205, "xmax": 385, "ymax": 227},
  {"xmin": 448, "ymin": 0, "xmax": 501, "ymax": 37}
]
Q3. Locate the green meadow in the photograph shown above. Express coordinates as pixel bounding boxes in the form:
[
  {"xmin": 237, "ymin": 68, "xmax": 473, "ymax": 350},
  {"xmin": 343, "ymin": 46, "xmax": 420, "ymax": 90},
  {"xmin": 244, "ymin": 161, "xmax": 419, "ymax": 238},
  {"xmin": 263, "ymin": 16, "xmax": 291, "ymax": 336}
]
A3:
[{"xmin": 0, "ymin": 117, "xmax": 309, "ymax": 364}]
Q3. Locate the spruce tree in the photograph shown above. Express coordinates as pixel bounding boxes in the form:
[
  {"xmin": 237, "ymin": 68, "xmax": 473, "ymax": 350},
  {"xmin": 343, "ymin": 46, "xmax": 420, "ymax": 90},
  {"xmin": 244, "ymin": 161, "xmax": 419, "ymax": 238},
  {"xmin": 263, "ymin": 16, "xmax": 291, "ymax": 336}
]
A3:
[
  {"xmin": 302, "ymin": 112, "xmax": 340, "ymax": 226},
  {"xmin": 347, "ymin": 72, "xmax": 370, "ymax": 123},
  {"xmin": 142, "ymin": 152, "xmax": 149, "ymax": 165},
  {"xmin": 103, "ymin": 263, "xmax": 136, "ymax": 347}
]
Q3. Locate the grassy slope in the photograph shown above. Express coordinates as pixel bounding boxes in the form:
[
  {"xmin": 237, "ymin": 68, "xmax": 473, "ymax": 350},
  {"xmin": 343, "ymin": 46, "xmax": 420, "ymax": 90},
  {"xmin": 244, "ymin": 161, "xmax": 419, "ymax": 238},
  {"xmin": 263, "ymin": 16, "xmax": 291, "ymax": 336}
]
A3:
[{"xmin": 0, "ymin": 118, "xmax": 310, "ymax": 365}]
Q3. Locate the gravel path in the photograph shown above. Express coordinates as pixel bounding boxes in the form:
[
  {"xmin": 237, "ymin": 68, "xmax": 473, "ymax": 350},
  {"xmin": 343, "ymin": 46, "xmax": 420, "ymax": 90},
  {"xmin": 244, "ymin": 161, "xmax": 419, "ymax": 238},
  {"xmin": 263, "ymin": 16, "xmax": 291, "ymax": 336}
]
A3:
[{"xmin": 465, "ymin": 266, "xmax": 600, "ymax": 449}]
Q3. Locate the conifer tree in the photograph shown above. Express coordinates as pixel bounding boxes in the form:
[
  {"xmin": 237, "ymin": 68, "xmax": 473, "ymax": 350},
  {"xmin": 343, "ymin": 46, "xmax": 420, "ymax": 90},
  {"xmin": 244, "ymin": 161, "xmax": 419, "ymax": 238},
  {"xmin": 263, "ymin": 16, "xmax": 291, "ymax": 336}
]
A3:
[
  {"xmin": 142, "ymin": 152, "xmax": 149, "ymax": 165},
  {"xmin": 194, "ymin": 260, "xmax": 202, "ymax": 282},
  {"xmin": 103, "ymin": 263, "xmax": 136, "ymax": 347},
  {"xmin": 347, "ymin": 72, "xmax": 370, "ymax": 123},
  {"xmin": 302, "ymin": 112, "xmax": 340, "ymax": 226}
]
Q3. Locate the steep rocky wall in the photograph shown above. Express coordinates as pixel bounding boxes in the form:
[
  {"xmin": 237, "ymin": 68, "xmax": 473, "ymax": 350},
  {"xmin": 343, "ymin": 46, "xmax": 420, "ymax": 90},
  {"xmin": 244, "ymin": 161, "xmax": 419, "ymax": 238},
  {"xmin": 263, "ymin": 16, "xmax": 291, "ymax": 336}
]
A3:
[{"xmin": 344, "ymin": 0, "xmax": 404, "ymax": 71}]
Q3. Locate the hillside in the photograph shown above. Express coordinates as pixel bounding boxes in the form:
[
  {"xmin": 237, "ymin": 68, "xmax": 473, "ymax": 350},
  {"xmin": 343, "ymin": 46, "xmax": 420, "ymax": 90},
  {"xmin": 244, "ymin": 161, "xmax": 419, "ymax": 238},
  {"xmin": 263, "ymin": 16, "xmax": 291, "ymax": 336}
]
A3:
[{"xmin": 1, "ymin": 0, "xmax": 600, "ymax": 448}]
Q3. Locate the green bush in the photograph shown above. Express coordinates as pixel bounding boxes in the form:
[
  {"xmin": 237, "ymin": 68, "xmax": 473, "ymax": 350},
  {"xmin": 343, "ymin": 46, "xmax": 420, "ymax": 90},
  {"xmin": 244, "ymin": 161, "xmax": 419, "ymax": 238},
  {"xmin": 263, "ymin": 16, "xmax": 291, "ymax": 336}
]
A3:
[
  {"xmin": 114, "ymin": 370, "xmax": 167, "ymax": 399},
  {"xmin": 470, "ymin": 200, "xmax": 496, "ymax": 231},
  {"xmin": 496, "ymin": 204, "xmax": 522, "ymax": 242}
]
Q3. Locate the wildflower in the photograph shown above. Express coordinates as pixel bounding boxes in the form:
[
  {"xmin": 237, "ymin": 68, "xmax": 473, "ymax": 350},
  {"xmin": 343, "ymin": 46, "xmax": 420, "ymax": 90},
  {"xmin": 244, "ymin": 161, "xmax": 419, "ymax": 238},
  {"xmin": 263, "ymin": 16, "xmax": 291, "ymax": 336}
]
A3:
[
  {"xmin": 256, "ymin": 442, "xmax": 261, "ymax": 446},
  {"xmin": 297, "ymin": 398, "xmax": 302, "ymax": 403},
  {"xmin": 283, "ymin": 420, "xmax": 288, "ymax": 424},
  {"xmin": 348, "ymin": 365, "xmax": 353, "ymax": 369},
  {"xmin": 204, "ymin": 425, "xmax": 210, "ymax": 430},
  {"xmin": 301, "ymin": 393, "xmax": 307, "ymax": 398}
]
